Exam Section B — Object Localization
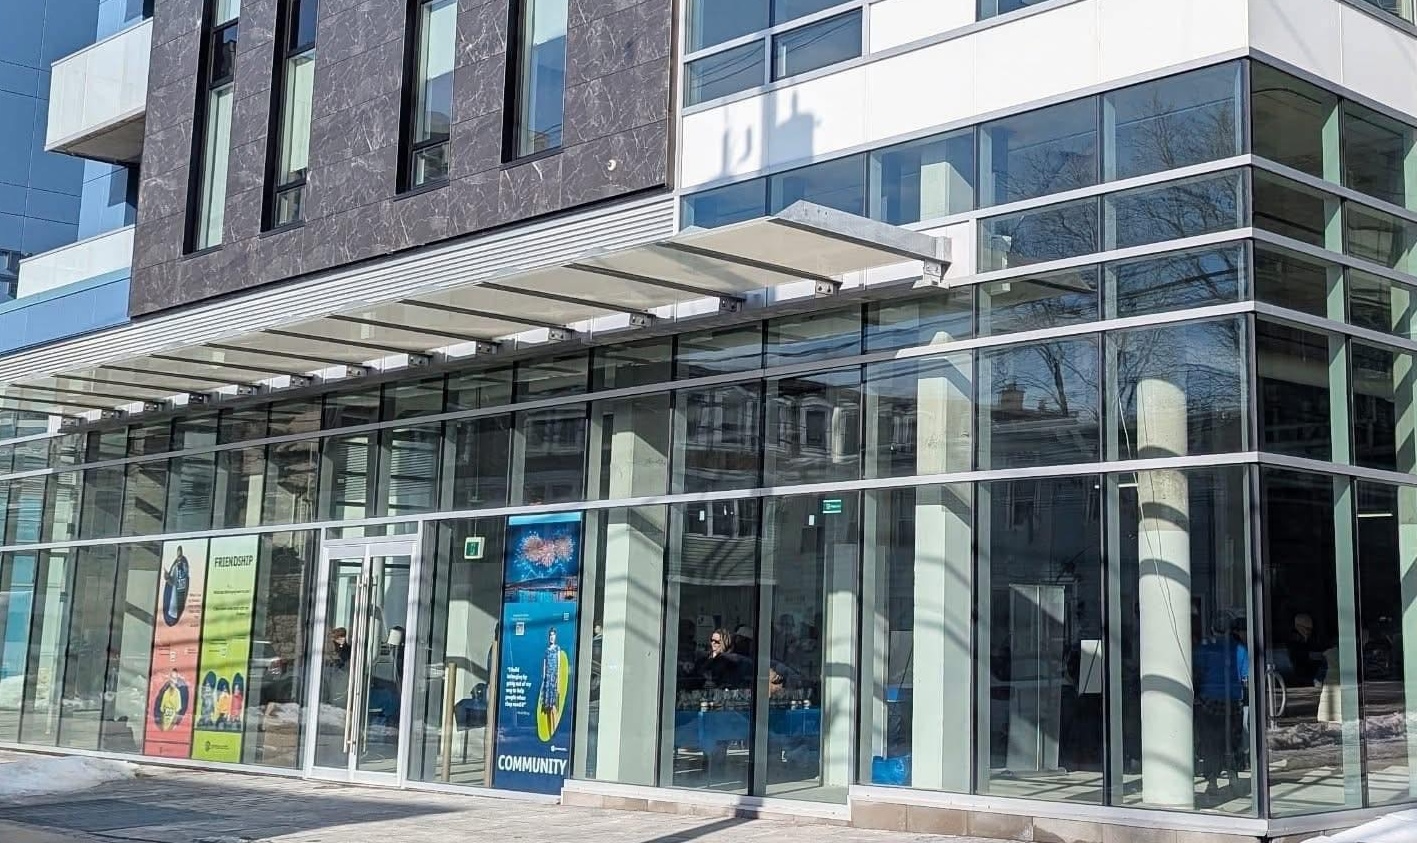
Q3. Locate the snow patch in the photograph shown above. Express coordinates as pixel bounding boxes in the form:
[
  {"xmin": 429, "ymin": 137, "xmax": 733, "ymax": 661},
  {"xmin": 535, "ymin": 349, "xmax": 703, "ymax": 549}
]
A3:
[
  {"xmin": 0, "ymin": 755, "xmax": 137, "ymax": 799},
  {"xmin": 1309, "ymin": 810, "xmax": 1417, "ymax": 842}
]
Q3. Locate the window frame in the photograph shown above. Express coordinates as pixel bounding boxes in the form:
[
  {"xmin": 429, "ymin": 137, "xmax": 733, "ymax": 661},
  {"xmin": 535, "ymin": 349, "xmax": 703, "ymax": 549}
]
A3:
[
  {"xmin": 263, "ymin": 0, "xmax": 319, "ymax": 231},
  {"xmin": 504, "ymin": 0, "xmax": 569, "ymax": 162},
  {"xmin": 184, "ymin": 0, "xmax": 240, "ymax": 253},
  {"xmin": 398, "ymin": 0, "xmax": 456, "ymax": 193}
]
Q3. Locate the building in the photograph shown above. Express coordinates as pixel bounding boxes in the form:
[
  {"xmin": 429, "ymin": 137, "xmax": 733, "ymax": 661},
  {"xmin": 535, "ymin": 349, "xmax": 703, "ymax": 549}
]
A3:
[{"xmin": 0, "ymin": 0, "xmax": 1415, "ymax": 840}]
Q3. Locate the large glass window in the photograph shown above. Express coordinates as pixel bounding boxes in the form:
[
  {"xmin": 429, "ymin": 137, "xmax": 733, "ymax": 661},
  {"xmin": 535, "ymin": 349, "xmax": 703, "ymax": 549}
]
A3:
[
  {"xmin": 380, "ymin": 425, "xmax": 441, "ymax": 518},
  {"xmin": 771, "ymin": 11, "xmax": 860, "ymax": 81},
  {"xmin": 79, "ymin": 465, "xmax": 125, "ymax": 540},
  {"xmin": 660, "ymin": 500, "xmax": 761, "ymax": 793},
  {"xmin": 409, "ymin": 518, "xmax": 506, "ymax": 785},
  {"xmin": 56, "ymin": 546, "xmax": 117, "ymax": 750},
  {"xmin": 1346, "ymin": 203, "xmax": 1416, "ymax": 274},
  {"xmin": 1106, "ymin": 62, "xmax": 1242, "ymax": 182},
  {"xmin": 515, "ymin": 406, "xmax": 586, "ymax": 505},
  {"xmin": 402, "ymin": 0, "xmax": 456, "ymax": 189},
  {"xmin": 190, "ymin": 0, "xmax": 239, "ymax": 251},
  {"xmin": 765, "ymin": 368, "xmax": 861, "ymax": 486},
  {"xmin": 1257, "ymin": 321, "xmax": 1333, "ymax": 461},
  {"xmin": 590, "ymin": 395, "xmax": 671, "ymax": 500},
  {"xmin": 1104, "ymin": 170, "xmax": 1244, "ymax": 251},
  {"xmin": 1108, "ymin": 318, "xmax": 1247, "ymax": 461},
  {"xmin": 243, "ymin": 531, "xmax": 317, "ymax": 768},
  {"xmin": 1253, "ymin": 171, "xmax": 1335, "ymax": 249},
  {"xmin": 980, "ymin": 98, "xmax": 1099, "ymax": 207},
  {"xmin": 320, "ymin": 433, "xmax": 372, "ymax": 521},
  {"xmin": 687, "ymin": 0, "xmax": 767, "ymax": 51},
  {"xmin": 1261, "ymin": 469, "xmax": 1360, "ymax": 816},
  {"xmin": 1254, "ymin": 245, "xmax": 1333, "ymax": 318},
  {"xmin": 167, "ymin": 453, "xmax": 216, "ymax": 533},
  {"xmin": 445, "ymin": 416, "xmax": 511, "ymax": 510},
  {"xmin": 864, "ymin": 353, "xmax": 972, "ymax": 479},
  {"xmin": 682, "ymin": 179, "xmax": 768, "ymax": 228},
  {"xmin": 872, "ymin": 129, "xmax": 975, "ymax": 224},
  {"xmin": 19, "ymin": 551, "xmax": 70, "ymax": 746},
  {"xmin": 266, "ymin": 0, "xmax": 318, "ymax": 227},
  {"xmin": 673, "ymin": 383, "xmax": 762, "ymax": 494},
  {"xmin": 978, "ymin": 476, "xmax": 1103, "ymax": 802},
  {"xmin": 101, "ymin": 544, "xmax": 160, "ymax": 754},
  {"xmin": 263, "ymin": 439, "xmax": 320, "ymax": 524},
  {"xmin": 1107, "ymin": 245, "xmax": 1246, "ymax": 318},
  {"xmin": 766, "ymin": 308, "xmax": 860, "ymax": 367},
  {"xmin": 1343, "ymin": 102, "xmax": 1412, "ymax": 210},
  {"xmin": 1349, "ymin": 269, "xmax": 1417, "ymax": 341},
  {"xmin": 677, "ymin": 325, "xmax": 762, "ymax": 379},
  {"xmin": 685, "ymin": 42, "xmax": 765, "ymax": 106},
  {"xmin": 864, "ymin": 290, "xmax": 973, "ymax": 352},
  {"xmin": 1351, "ymin": 342, "xmax": 1415, "ymax": 473},
  {"xmin": 1108, "ymin": 466, "xmax": 1254, "ymax": 814},
  {"xmin": 978, "ymin": 267, "xmax": 1098, "ymax": 337},
  {"xmin": 979, "ymin": 197, "xmax": 1099, "ymax": 271},
  {"xmin": 979, "ymin": 337, "xmax": 1100, "ymax": 469},
  {"xmin": 509, "ymin": 0, "xmax": 567, "ymax": 158},
  {"xmin": 215, "ymin": 446, "xmax": 267, "ymax": 529},
  {"xmin": 767, "ymin": 156, "xmax": 867, "ymax": 217},
  {"xmin": 121, "ymin": 459, "xmax": 169, "ymax": 536},
  {"xmin": 1251, "ymin": 64, "xmax": 1334, "ymax": 179}
]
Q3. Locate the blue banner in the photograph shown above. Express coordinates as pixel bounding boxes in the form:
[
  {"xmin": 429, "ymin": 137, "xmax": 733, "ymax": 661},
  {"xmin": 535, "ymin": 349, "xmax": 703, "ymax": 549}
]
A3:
[{"xmin": 493, "ymin": 512, "xmax": 582, "ymax": 794}]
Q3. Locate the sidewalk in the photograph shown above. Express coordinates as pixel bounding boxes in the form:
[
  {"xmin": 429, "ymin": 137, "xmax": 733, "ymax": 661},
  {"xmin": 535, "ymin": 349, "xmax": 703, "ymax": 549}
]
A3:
[{"xmin": 0, "ymin": 751, "xmax": 985, "ymax": 843}]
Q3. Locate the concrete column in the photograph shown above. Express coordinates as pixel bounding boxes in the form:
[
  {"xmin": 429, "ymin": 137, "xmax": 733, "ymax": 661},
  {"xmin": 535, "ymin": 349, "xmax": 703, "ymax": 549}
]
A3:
[
  {"xmin": 821, "ymin": 511, "xmax": 858, "ymax": 788},
  {"xmin": 910, "ymin": 362, "xmax": 973, "ymax": 792},
  {"xmin": 1135, "ymin": 377, "xmax": 1195, "ymax": 808},
  {"xmin": 591, "ymin": 402, "xmax": 668, "ymax": 785}
]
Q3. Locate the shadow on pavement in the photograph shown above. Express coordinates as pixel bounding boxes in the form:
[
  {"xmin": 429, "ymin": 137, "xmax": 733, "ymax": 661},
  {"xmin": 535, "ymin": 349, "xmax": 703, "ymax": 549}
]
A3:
[
  {"xmin": 638, "ymin": 817, "xmax": 752, "ymax": 843},
  {"xmin": 0, "ymin": 771, "xmax": 460, "ymax": 840}
]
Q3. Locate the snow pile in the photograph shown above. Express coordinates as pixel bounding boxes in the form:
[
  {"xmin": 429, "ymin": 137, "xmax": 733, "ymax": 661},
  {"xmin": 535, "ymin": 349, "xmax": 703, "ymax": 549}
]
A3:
[
  {"xmin": 1309, "ymin": 810, "xmax": 1417, "ymax": 842},
  {"xmin": 0, "ymin": 755, "xmax": 136, "ymax": 799}
]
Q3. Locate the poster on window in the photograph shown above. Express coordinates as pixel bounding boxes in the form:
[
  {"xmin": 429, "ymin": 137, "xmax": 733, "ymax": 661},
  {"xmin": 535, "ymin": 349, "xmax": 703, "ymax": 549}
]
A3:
[
  {"xmin": 191, "ymin": 535, "xmax": 259, "ymax": 763},
  {"xmin": 492, "ymin": 512, "xmax": 582, "ymax": 794},
  {"xmin": 144, "ymin": 539, "xmax": 209, "ymax": 758}
]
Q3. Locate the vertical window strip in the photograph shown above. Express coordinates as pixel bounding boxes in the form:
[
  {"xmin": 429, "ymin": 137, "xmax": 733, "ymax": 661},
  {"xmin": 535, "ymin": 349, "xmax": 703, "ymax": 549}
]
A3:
[
  {"xmin": 508, "ymin": 0, "xmax": 567, "ymax": 159},
  {"xmin": 189, "ymin": 0, "xmax": 241, "ymax": 251},
  {"xmin": 401, "ymin": 0, "xmax": 457, "ymax": 191},
  {"xmin": 266, "ymin": 0, "xmax": 320, "ymax": 229}
]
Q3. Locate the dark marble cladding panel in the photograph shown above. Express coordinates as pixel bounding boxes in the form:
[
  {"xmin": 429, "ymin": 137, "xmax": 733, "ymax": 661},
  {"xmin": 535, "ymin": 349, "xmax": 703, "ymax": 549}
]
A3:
[
  {"xmin": 391, "ymin": 186, "xmax": 454, "ymax": 248},
  {"xmin": 312, "ymin": 38, "xmax": 406, "ymax": 121},
  {"xmin": 308, "ymin": 90, "xmax": 403, "ymax": 170},
  {"xmin": 233, "ymin": 42, "xmax": 276, "ymax": 98},
  {"xmin": 319, "ymin": 1, "xmax": 407, "ymax": 68},
  {"xmin": 147, "ymin": 76, "xmax": 199, "ymax": 134},
  {"xmin": 141, "ymin": 119, "xmax": 196, "ymax": 181},
  {"xmin": 133, "ymin": 212, "xmax": 184, "ymax": 270},
  {"xmin": 148, "ymin": 25, "xmax": 201, "ymax": 89},
  {"xmin": 568, "ymin": 0, "xmax": 640, "ymax": 28},
  {"xmin": 223, "ymin": 186, "xmax": 264, "ymax": 241},
  {"xmin": 318, "ymin": 0, "xmax": 365, "ymax": 22},
  {"xmin": 458, "ymin": 0, "xmax": 510, "ymax": 65},
  {"xmin": 564, "ymin": 0, "xmax": 672, "ymax": 89},
  {"xmin": 152, "ymin": 0, "xmax": 203, "ymax": 48},
  {"xmin": 254, "ymin": 231, "xmax": 306, "ymax": 284},
  {"xmin": 306, "ymin": 145, "xmax": 398, "ymax": 219},
  {"xmin": 498, "ymin": 154, "xmax": 563, "ymax": 221},
  {"xmin": 448, "ymin": 168, "xmax": 500, "ymax": 233},
  {"xmin": 448, "ymin": 110, "xmax": 505, "ymax": 178},
  {"xmin": 231, "ymin": 91, "xmax": 274, "ymax": 148},
  {"xmin": 451, "ymin": 54, "xmax": 508, "ymax": 123},
  {"xmin": 561, "ymin": 120, "xmax": 667, "ymax": 207},
  {"xmin": 226, "ymin": 139, "xmax": 269, "ymax": 197},
  {"xmin": 138, "ymin": 163, "xmax": 191, "ymax": 223},
  {"xmin": 562, "ymin": 60, "xmax": 670, "ymax": 147},
  {"xmin": 237, "ymin": 0, "xmax": 278, "ymax": 51}
]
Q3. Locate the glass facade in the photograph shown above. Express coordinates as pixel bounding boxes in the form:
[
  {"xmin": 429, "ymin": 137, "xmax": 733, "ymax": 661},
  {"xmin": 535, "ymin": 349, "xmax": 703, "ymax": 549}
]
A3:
[{"xmin": 5, "ymin": 56, "xmax": 1417, "ymax": 831}]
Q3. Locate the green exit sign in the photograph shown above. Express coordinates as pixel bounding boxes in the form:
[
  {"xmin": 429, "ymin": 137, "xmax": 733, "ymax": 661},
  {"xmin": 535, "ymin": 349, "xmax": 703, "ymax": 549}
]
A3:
[
  {"xmin": 464, "ymin": 536, "xmax": 486, "ymax": 560},
  {"xmin": 821, "ymin": 499, "xmax": 843, "ymax": 515}
]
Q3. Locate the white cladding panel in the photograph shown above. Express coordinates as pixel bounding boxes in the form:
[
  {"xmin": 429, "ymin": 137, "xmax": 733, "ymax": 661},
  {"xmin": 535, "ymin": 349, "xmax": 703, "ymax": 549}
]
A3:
[
  {"xmin": 868, "ymin": 0, "xmax": 975, "ymax": 52},
  {"xmin": 680, "ymin": 0, "xmax": 1250, "ymax": 189},
  {"xmin": 1251, "ymin": 0, "xmax": 1417, "ymax": 118}
]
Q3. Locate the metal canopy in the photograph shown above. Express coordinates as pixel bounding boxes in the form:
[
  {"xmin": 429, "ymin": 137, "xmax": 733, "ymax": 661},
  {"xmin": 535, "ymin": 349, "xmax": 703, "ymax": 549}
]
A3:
[{"xmin": 0, "ymin": 203, "xmax": 949, "ymax": 418}]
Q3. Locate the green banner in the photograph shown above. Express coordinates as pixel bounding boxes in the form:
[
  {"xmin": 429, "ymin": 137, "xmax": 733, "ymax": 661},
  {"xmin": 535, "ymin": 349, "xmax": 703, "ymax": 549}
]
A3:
[{"xmin": 191, "ymin": 535, "xmax": 259, "ymax": 763}]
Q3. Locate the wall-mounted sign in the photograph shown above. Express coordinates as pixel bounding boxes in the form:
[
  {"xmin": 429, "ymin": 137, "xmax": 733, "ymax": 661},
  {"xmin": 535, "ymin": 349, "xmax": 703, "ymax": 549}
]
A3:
[{"xmin": 464, "ymin": 536, "xmax": 486, "ymax": 560}]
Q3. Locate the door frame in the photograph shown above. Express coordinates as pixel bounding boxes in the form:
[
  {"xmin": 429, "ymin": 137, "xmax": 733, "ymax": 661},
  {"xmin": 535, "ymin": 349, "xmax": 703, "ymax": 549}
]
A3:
[{"xmin": 302, "ymin": 532, "xmax": 423, "ymax": 786}]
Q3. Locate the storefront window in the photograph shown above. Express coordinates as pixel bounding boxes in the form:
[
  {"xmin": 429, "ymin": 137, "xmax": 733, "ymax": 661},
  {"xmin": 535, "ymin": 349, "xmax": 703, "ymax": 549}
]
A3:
[
  {"xmin": 268, "ymin": 399, "xmax": 322, "ymax": 436},
  {"xmin": 320, "ymin": 433, "xmax": 372, "ymax": 521},
  {"xmin": 19, "ymin": 550, "xmax": 71, "ymax": 746},
  {"xmin": 590, "ymin": 395, "xmax": 670, "ymax": 500},
  {"xmin": 760, "ymin": 492, "xmax": 860, "ymax": 802},
  {"xmin": 661, "ymin": 500, "xmax": 761, "ymax": 793},
  {"xmin": 409, "ymin": 518, "xmax": 506, "ymax": 786},
  {"xmin": 593, "ymin": 338, "xmax": 673, "ymax": 391},
  {"xmin": 215, "ymin": 446, "xmax": 267, "ymax": 529},
  {"xmin": 122, "ymin": 459, "xmax": 169, "ymax": 536},
  {"xmin": 979, "ymin": 267, "xmax": 1098, "ymax": 337},
  {"xmin": 79, "ymin": 465, "xmax": 125, "ymax": 540},
  {"xmin": 1257, "ymin": 321, "xmax": 1334, "ymax": 461},
  {"xmin": 244, "ymin": 531, "xmax": 316, "ymax": 768},
  {"xmin": 1261, "ymin": 469, "xmax": 1361, "ymax": 816},
  {"xmin": 860, "ymin": 484, "xmax": 973, "ymax": 791},
  {"xmin": 446, "ymin": 368, "xmax": 513, "ymax": 411},
  {"xmin": 60, "ymin": 547, "xmax": 116, "ymax": 750},
  {"xmin": 219, "ymin": 405, "xmax": 270, "ymax": 444},
  {"xmin": 864, "ymin": 290, "xmax": 973, "ymax": 352},
  {"xmin": 382, "ymin": 377, "xmax": 445, "ymax": 421},
  {"xmin": 101, "ymin": 543, "xmax": 160, "ymax": 754},
  {"xmin": 1352, "ymin": 342, "xmax": 1415, "ymax": 473},
  {"xmin": 1108, "ymin": 466, "xmax": 1254, "ymax": 814},
  {"xmin": 517, "ymin": 355, "xmax": 588, "ymax": 400},
  {"xmin": 167, "ymin": 453, "xmax": 216, "ymax": 533},
  {"xmin": 379, "ymin": 425, "xmax": 441, "ymax": 518},
  {"xmin": 263, "ymin": 439, "xmax": 320, "ymax": 525},
  {"xmin": 676, "ymin": 325, "xmax": 763, "ymax": 379},
  {"xmin": 765, "ymin": 309, "xmax": 861, "ymax": 368},
  {"xmin": 576, "ymin": 506, "xmax": 668, "ymax": 785},
  {"xmin": 0, "ymin": 552, "xmax": 37, "ymax": 742},
  {"xmin": 978, "ymin": 476, "xmax": 1103, "ymax": 803},
  {"xmin": 323, "ymin": 388, "xmax": 380, "ymax": 429}
]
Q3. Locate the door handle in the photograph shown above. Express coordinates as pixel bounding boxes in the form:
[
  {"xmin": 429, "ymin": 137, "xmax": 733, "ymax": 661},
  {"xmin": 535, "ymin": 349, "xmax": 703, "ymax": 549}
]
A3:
[{"xmin": 343, "ymin": 572, "xmax": 372, "ymax": 753}]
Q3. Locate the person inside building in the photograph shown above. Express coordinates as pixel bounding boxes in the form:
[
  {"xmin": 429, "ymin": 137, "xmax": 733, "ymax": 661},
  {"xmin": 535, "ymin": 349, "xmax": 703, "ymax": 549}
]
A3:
[
  {"xmin": 1194, "ymin": 613, "xmax": 1249, "ymax": 798},
  {"xmin": 696, "ymin": 628, "xmax": 746, "ymax": 690}
]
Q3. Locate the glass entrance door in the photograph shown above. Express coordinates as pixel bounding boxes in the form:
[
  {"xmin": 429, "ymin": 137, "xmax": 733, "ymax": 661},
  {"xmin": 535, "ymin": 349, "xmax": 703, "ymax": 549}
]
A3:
[{"xmin": 306, "ymin": 537, "xmax": 419, "ymax": 783}]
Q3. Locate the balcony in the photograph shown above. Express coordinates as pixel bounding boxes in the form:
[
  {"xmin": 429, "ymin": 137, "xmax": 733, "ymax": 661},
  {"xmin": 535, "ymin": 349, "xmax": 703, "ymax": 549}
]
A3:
[
  {"xmin": 45, "ymin": 18, "xmax": 151, "ymax": 165},
  {"xmin": 16, "ymin": 226, "xmax": 134, "ymax": 299}
]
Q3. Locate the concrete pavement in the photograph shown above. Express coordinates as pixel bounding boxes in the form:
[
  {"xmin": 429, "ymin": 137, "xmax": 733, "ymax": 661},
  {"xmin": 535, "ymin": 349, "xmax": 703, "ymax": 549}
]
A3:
[{"xmin": 0, "ymin": 752, "xmax": 990, "ymax": 843}]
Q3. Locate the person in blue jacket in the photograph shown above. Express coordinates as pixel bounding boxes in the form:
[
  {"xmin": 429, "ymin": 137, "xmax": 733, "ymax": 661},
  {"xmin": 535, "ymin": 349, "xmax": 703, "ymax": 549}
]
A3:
[{"xmin": 1194, "ymin": 614, "xmax": 1249, "ymax": 797}]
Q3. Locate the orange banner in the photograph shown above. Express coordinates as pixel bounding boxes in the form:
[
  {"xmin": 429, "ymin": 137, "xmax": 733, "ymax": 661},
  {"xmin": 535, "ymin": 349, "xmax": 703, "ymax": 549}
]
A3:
[{"xmin": 144, "ymin": 540, "xmax": 208, "ymax": 758}]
